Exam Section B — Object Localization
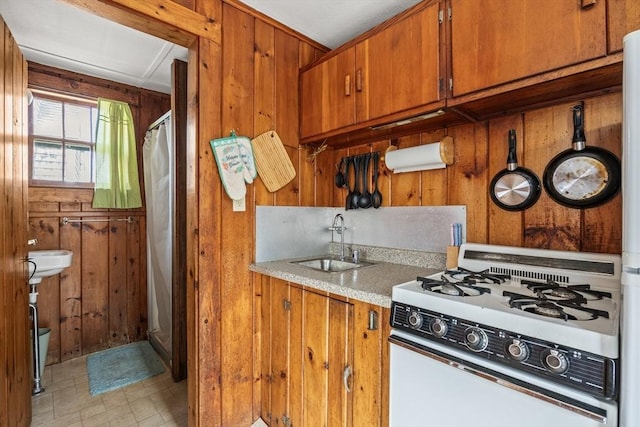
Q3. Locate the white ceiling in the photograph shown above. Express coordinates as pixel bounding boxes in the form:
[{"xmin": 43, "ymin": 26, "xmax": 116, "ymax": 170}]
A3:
[{"xmin": 0, "ymin": 0, "xmax": 422, "ymax": 94}]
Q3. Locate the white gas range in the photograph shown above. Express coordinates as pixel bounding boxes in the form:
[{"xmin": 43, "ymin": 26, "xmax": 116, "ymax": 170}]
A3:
[{"xmin": 389, "ymin": 243, "xmax": 620, "ymax": 427}]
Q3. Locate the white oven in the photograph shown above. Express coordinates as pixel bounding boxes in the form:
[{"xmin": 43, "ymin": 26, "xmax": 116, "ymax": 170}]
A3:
[{"xmin": 389, "ymin": 243, "xmax": 620, "ymax": 427}]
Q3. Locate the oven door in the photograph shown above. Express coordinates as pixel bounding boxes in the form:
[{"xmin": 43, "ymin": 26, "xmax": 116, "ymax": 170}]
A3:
[{"xmin": 389, "ymin": 334, "xmax": 617, "ymax": 427}]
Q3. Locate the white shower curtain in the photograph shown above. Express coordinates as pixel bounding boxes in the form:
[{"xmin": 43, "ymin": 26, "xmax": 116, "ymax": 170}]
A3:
[{"xmin": 143, "ymin": 115, "xmax": 173, "ymax": 357}]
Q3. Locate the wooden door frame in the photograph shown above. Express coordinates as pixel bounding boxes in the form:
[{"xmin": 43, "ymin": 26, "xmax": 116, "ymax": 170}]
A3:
[{"xmin": 59, "ymin": 1, "xmax": 216, "ymax": 425}]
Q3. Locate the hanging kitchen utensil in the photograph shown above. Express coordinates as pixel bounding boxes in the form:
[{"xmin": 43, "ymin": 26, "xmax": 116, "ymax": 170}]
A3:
[
  {"xmin": 490, "ymin": 129, "xmax": 541, "ymax": 211},
  {"xmin": 358, "ymin": 153, "xmax": 372, "ymax": 208},
  {"xmin": 350, "ymin": 156, "xmax": 362, "ymax": 209},
  {"xmin": 371, "ymin": 152, "xmax": 382, "ymax": 209},
  {"xmin": 543, "ymin": 103, "xmax": 621, "ymax": 209},
  {"xmin": 335, "ymin": 157, "xmax": 346, "ymax": 188},
  {"xmin": 251, "ymin": 130, "xmax": 296, "ymax": 192},
  {"xmin": 345, "ymin": 157, "xmax": 355, "ymax": 210}
]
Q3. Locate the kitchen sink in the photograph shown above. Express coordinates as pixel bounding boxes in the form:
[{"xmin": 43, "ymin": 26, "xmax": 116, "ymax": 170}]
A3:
[{"xmin": 291, "ymin": 256, "xmax": 375, "ymax": 273}]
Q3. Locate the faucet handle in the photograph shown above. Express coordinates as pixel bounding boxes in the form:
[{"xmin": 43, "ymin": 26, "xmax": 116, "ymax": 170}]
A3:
[{"xmin": 27, "ymin": 239, "xmax": 38, "ymax": 246}]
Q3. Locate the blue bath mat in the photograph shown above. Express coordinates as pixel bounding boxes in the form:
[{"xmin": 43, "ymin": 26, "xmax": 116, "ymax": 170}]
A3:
[{"xmin": 87, "ymin": 341, "xmax": 165, "ymax": 395}]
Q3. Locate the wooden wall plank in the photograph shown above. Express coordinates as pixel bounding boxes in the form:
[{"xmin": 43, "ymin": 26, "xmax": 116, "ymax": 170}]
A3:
[
  {"xmin": 1, "ymin": 23, "xmax": 8, "ymax": 426},
  {"xmin": 220, "ymin": 5, "xmax": 255, "ymax": 426},
  {"xmin": 81, "ymin": 222, "xmax": 110, "ymax": 354},
  {"xmin": 448, "ymin": 123, "xmax": 489, "ymax": 244},
  {"xmin": 108, "ymin": 222, "xmax": 129, "ymax": 345},
  {"xmin": 582, "ymin": 94, "xmax": 622, "ymax": 253},
  {"xmin": 269, "ymin": 279, "xmax": 289, "ymax": 425},
  {"xmin": 59, "ymin": 221, "xmax": 82, "ymax": 360},
  {"xmin": 259, "ymin": 275, "xmax": 272, "ymax": 424}
]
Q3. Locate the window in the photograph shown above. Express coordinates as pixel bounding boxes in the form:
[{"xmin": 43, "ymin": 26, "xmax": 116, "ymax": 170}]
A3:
[{"xmin": 29, "ymin": 91, "xmax": 98, "ymax": 187}]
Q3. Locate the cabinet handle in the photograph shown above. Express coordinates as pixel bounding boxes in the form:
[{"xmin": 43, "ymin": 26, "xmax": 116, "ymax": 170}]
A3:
[
  {"xmin": 344, "ymin": 74, "xmax": 351, "ymax": 96},
  {"xmin": 343, "ymin": 365, "xmax": 352, "ymax": 392},
  {"xmin": 368, "ymin": 309, "xmax": 378, "ymax": 330},
  {"xmin": 356, "ymin": 68, "xmax": 363, "ymax": 92},
  {"xmin": 580, "ymin": 0, "xmax": 596, "ymax": 8}
]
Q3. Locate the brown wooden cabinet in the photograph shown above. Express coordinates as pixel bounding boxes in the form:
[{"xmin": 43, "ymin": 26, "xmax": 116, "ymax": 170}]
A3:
[
  {"xmin": 300, "ymin": 48, "xmax": 357, "ymax": 138},
  {"xmin": 300, "ymin": 1, "xmax": 442, "ymax": 140},
  {"xmin": 450, "ymin": 0, "xmax": 607, "ymax": 97},
  {"xmin": 261, "ymin": 276, "xmax": 390, "ymax": 426},
  {"xmin": 608, "ymin": 0, "xmax": 640, "ymax": 53}
]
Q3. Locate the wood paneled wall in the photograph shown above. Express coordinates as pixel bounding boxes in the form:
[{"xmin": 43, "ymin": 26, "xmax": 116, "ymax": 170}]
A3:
[
  {"xmin": 27, "ymin": 64, "xmax": 171, "ymax": 365},
  {"xmin": 326, "ymin": 93, "xmax": 622, "ymax": 254},
  {"xmin": 0, "ymin": 17, "xmax": 31, "ymax": 427}
]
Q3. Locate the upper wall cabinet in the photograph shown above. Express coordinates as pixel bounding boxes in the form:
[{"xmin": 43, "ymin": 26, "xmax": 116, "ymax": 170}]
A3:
[
  {"xmin": 608, "ymin": 0, "xmax": 640, "ymax": 53},
  {"xmin": 300, "ymin": 1, "xmax": 444, "ymax": 143},
  {"xmin": 450, "ymin": 0, "xmax": 607, "ymax": 97}
]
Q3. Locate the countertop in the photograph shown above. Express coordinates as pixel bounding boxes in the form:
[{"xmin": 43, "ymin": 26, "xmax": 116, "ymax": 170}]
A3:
[{"xmin": 250, "ymin": 255, "xmax": 441, "ymax": 307}]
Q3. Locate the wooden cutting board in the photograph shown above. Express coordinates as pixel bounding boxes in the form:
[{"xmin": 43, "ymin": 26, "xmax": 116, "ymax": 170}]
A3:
[{"xmin": 251, "ymin": 130, "xmax": 296, "ymax": 192}]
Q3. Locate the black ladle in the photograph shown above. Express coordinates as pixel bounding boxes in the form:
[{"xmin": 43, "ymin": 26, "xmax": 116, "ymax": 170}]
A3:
[
  {"xmin": 358, "ymin": 153, "xmax": 372, "ymax": 208},
  {"xmin": 345, "ymin": 157, "xmax": 354, "ymax": 210},
  {"xmin": 335, "ymin": 157, "xmax": 346, "ymax": 188},
  {"xmin": 350, "ymin": 156, "xmax": 361, "ymax": 209},
  {"xmin": 371, "ymin": 152, "xmax": 382, "ymax": 208}
]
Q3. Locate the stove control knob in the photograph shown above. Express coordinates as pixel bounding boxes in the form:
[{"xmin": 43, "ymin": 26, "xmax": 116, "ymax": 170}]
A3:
[
  {"xmin": 407, "ymin": 311, "xmax": 423, "ymax": 329},
  {"xmin": 541, "ymin": 349, "xmax": 569, "ymax": 374},
  {"xmin": 464, "ymin": 327, "xmax": 488, "ymax": 352},
  {"xmin": 430, "ymin": 318, "xmax": 448, "ymax": 337},
  {"xmin": 506, "ymin": 339, "xmax": 529, "ymax": 361}
]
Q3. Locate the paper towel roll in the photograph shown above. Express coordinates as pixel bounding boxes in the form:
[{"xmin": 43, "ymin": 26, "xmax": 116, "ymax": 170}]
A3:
[{"xmin": 384, "ymin": 137, "xmax": 454, "ymax": 173}]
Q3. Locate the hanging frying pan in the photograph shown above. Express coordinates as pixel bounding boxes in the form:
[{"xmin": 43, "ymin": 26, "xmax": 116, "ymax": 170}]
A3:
[
  {"xmin": 490, "ymin": 129, "xmax": 541, "ymax": 211},
  {"xmin": 543, "ymin": 103, "xmax": 621, "ymax": 209}
]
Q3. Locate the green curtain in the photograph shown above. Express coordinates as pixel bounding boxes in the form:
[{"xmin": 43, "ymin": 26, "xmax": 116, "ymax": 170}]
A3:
[{"xmin": 92, "ymin": 98, "xmax": 142, "ymax": 209}]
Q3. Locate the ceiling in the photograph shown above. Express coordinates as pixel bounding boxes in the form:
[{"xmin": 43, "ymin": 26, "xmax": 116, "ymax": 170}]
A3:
[{"xmin": 0, "ymin": 0, "xmax": 422, "ymax": 94}]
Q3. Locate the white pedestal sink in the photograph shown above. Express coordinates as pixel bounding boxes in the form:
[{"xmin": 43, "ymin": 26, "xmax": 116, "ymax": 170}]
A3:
[
  {"xmin": 27, "ymin": 250, "xmax": 73, "ymax": 284},
  {"xmin": 27, "ymin": 249, "xmax": 73, "ymax": 395}
]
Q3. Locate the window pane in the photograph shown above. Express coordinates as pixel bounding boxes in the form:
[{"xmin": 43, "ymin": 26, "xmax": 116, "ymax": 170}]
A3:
[
  {"xmin": 64, "ymin": 144, "xmax": 92, "ymax": 183},
  {"xmin": 32, "ymin": 98, "xmax": 63, "ymax": 138},
  {"xmin": 32, "ymin": 140, "xmax": 63, "ymax": 181},
  {"xmin": 64, "ymin": 104, "xmax": 92, "ymax": 141},
  {"xmin": 91, "ymin": 107, "xmax": 98, "ymax": 142}
]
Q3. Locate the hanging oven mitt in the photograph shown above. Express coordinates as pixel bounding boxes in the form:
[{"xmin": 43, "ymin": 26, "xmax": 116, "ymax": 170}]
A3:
[
  {"xmin": 236, "ymin": 135, "xmax": 257, "ymax": 184},
  {"xmin": 210, "ymin": 132, "xmax": 247, "ymax": 200}
]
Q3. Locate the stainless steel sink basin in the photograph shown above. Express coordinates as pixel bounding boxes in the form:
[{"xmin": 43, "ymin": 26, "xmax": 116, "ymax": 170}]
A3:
[{"xmin": 291, "ymin": 257, "xmax": 375, "ymax": 273}]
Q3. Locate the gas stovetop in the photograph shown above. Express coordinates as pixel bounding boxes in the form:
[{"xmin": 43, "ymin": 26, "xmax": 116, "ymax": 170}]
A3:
[{"xmin": 392, "ymin": 243, "xmax": 621, "ymax": 358}]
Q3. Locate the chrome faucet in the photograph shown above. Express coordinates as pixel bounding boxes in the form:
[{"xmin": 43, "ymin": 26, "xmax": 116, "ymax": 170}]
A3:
[
  {"xmin": 28, "ymin": 239, "xmax": 38, "ymax": 246},
  {"xmin": 330, "ymin": 214, "xmax": 346, "ymax": 261}
]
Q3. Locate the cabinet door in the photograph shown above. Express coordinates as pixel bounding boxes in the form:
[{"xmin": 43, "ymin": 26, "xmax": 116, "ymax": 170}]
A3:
[
  {"xmin": 303, "ymin": 291, "xmax": 353, "ymax": 427},
  {"xmin": 608, "ymin": 0, "xmax": 640, "ymax": 53},
  {"xmin": 300, "ymin": 48, "xmax": 356, "ymax": 138},
  {"xmin": 451, "ymin": 0, "xmax": 607, "ymax": 96},
  {"xmin": 261, "ymin": 277, "xmax": 353, "ymax": 427},
  {"xmin": 356, "ymin": 3, "xmax": 441, "ymax": 123}
]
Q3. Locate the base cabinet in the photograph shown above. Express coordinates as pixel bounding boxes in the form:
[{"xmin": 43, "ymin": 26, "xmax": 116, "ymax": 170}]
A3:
[{"xmin": 260, "ymin": 276, "xmax": 390, "ymax": 426}]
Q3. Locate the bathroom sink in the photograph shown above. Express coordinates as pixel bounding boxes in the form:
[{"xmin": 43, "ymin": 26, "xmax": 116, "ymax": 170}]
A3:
[
  {"xmin": 27, "ymin": 250, "xmax": 73, "ymax": 284},
  {"xmin": 291, "ymin": 256, "xmax": 375, "ymax": 273}
]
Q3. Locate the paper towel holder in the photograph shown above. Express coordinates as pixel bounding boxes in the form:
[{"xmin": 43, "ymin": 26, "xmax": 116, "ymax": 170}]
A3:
[{"xmin": 383, "ymin": 136, "xmax": 454, "ymax": 173}]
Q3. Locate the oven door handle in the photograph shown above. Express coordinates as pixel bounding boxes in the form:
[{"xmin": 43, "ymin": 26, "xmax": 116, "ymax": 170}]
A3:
[{"xmin": 389, "ymin": 336, "xmax": 608, "ymax": 424}]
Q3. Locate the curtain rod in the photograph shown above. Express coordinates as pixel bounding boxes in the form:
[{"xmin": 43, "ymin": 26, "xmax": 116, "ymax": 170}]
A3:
[
  {"xmin": 61, "ymin": 216, "xmax": 134, "ymax": 226},
  {"xmin": 147, "ymin": 110, "xmax": 171, "ymax": 131}
]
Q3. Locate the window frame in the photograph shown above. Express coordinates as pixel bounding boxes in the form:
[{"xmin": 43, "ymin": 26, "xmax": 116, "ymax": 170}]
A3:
[{"xmin": 28, "ymin": 90, "xmax": 98, "ymax": 189}]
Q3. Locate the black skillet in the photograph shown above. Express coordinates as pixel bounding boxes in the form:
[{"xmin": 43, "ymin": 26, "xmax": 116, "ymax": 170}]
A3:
[
  {"xmin": 543, "ymin": 103, "xmax": 621, "ymax": 209},
  {"xmin": 490, "ymin": 129, "xmax": 541, "ymax": 211}
]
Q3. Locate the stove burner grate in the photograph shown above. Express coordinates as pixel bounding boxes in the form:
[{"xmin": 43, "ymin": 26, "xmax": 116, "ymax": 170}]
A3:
[
  {"xmin": 417, "ymin": 276, "xmax": 490, "ymax": 297},
  {"xmin": 445, "ymin": 267, "xmax": 511, "ymax": 284},
  {"xmin": 521, "ymin": 279, "xmax": 612, "ymax": 302},
  {"xmin": 504, "ymin": 291, "xmax": 610, "ymax": 321}
]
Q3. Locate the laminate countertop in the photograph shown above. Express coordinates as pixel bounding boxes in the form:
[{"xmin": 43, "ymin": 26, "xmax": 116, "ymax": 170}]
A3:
[{"xmin": 250, "ymin": 255, "xmax": 440, "ymax": 307}]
